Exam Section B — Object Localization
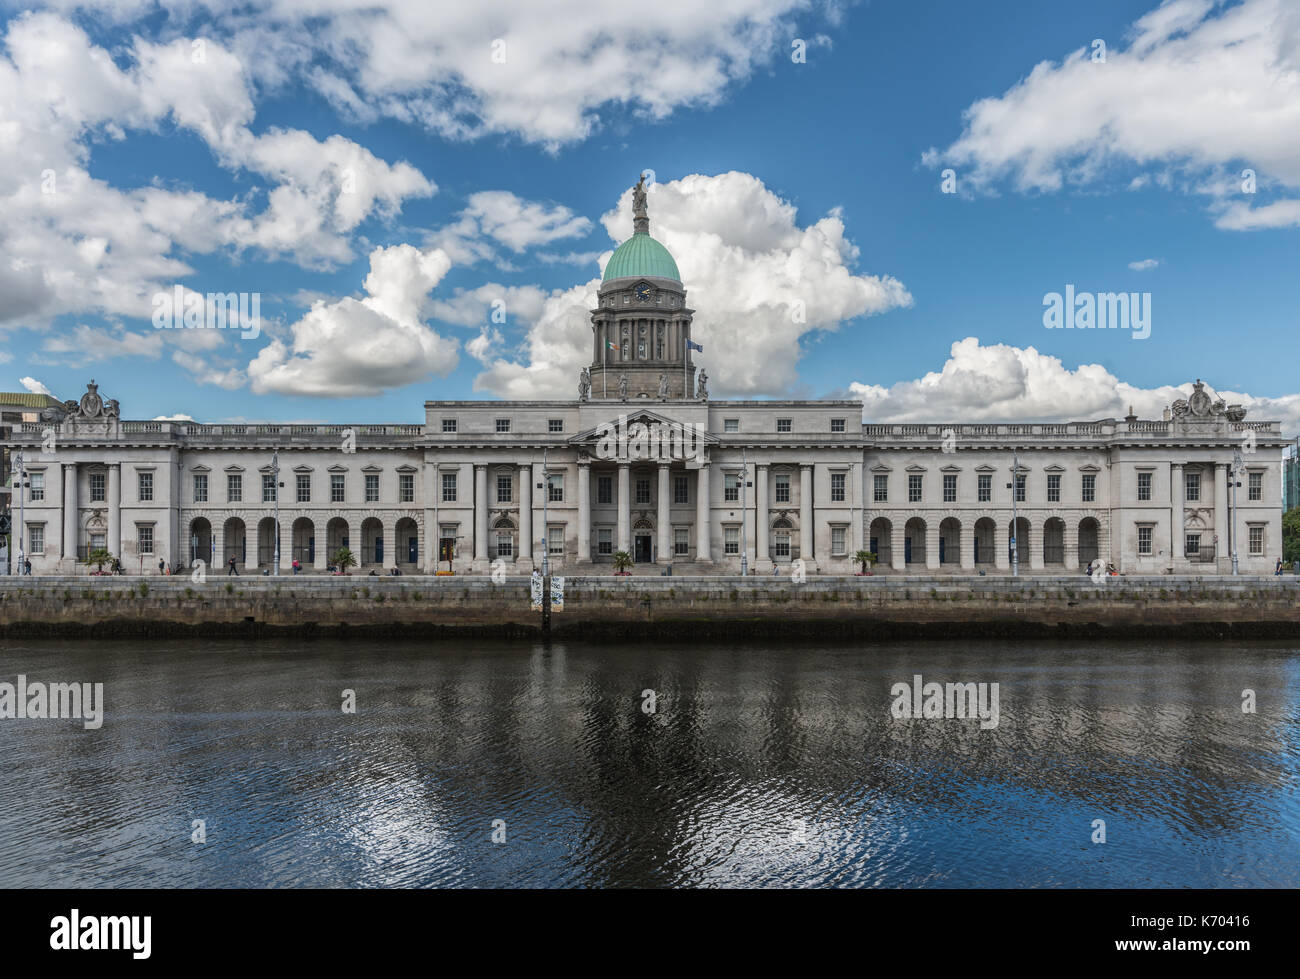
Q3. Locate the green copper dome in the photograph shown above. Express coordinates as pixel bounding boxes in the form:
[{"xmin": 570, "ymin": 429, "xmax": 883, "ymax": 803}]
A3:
[{"xmin": 602, "ymin": 232, "xmax": 680, "ymax": 283}]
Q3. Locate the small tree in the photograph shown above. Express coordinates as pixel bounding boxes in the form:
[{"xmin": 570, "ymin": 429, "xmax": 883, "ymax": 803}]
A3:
[
  {"xmin": 854, "ymin": 549, "xmax": 877, "ymax": 574},
  {"xmin": 332, "ymin": 546, "xmax": 357, "ymax": 574},
  {"xmin": 612, "ymin": 550, "xmax": 633, "ymax": 574},
  {"xmin": 87, "ymin": 548, "xmax": 113, "ymax": 574},
  {"xmin": 1283, "ymin": 507, "xmax": 1300, "ymax": 565}
]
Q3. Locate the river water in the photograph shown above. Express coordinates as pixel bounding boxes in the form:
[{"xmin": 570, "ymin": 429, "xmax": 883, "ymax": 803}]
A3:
[{"xmin": 1, "ymin": 638, "xmax": 1297, "ymax": 888}]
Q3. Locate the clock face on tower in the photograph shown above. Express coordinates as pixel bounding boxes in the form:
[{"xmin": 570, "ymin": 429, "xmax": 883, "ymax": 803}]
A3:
[{"xmin": 633, "ymin": 283, "xmax": 652, "ymax": 303}]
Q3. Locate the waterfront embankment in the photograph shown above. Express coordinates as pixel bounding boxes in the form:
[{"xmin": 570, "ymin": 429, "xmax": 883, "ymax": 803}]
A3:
[{"xmin": 1, "ymin": 575, "xmax": 1298, "ymax": 640}]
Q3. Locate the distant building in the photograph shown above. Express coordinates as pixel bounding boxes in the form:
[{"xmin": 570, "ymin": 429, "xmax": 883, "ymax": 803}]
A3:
[
  {"xmin": 1285, "ymin": 441, "xmax": 1300, "ymax": 512},
  {"xmin": 3, "ymin": 186, "xmax": 1291, "ymax": 576},
  {"xmin": 2, "ymin": 390, "xmax": 63, "ymax": 561}
]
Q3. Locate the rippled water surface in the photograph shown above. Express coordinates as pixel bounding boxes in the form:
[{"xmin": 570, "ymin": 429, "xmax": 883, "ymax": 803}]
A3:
[{"xmin": 1, "ymin": 638, "xmax": 1297, "ymax": 887}]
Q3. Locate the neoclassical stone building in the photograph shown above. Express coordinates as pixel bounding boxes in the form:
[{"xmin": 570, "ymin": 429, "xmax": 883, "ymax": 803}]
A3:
[{"xmin": 5, "ymin": 185, "xmax": 1288, "ymax": 576}]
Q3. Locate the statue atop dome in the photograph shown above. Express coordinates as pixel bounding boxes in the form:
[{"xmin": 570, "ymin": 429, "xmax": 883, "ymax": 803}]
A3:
[{"xmin": 632, "ymin": 174, "xmax": 649, "ymax": 235}]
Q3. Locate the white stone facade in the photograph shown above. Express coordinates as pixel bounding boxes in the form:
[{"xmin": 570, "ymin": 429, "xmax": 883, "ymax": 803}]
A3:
[{"xmin": 5, "ymin": 384, "xmax": 1286, "ymax": 576}]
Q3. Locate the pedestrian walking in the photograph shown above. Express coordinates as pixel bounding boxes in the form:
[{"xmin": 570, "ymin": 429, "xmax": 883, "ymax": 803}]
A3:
[{"xmin": 228, "ymin": 555, "xmax": 238, "ymax": 576}]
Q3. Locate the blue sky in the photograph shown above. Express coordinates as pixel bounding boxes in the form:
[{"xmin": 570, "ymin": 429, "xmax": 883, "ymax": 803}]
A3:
[{"xmin": 2, "ymin": 0, "xmax": 1298, "ymax": 427}]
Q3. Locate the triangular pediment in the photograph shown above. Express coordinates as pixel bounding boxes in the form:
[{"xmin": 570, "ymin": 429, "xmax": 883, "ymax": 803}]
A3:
[{"xmin": 569, "ymin": 409, "xmax": 720, "ymax": 444}]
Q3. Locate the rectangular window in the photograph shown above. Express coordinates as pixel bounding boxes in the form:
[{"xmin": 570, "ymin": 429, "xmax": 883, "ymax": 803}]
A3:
[
  {"xmin": 1248, "ymin": 472, "xmax": 1262, "ymax": 501},
  {"xmin": 978, "ymin": 474, "xmax": 991, "ymax": 502},
  {"xmin": 29, "ymin": 524, "xmax": 44, "ymax": 553},
  {"xmin": 873, "ymin": 474, "xmax": 888, "ymax": 502},
  {"xmin": 908, "ymin": 474, "xmax": 922, "ymax": 503},
  {"xmin": 548, "ymin": 474, "xmax": 564, "ymax": 503},
  {"xmin": 331, "ymin": 474, "xmax": 345, "ymax": 503},
  {"xmin": 831, "ymin": 527, "xmax": 846, "ymax": 555},
  {"xmin": 399, "ymin": 473, "xmax": 415, "ymax": 503},
  {"xmin": 831, "ymin": 472, "xmax": 846, "ymax": 502},
  {"xmin": 548, "ymin": 419, "xmax": 564, "ymax": 433},
  {"xmin": 597, "ymin": 528, "xmax": 612, "ymax": 555},
  {"xmin": 942, "ymin": 474, "xmax": 956, "ymax": 503},
  {"xmin": 138, "ymin": 471, "xmax": 153, "ymax": 502},
  {"xmin": 365, "ymin": 474, "xmax": 380, "ymax": 502},
  {"xmin": 773, "ymin": 531, "xmax": 791, "ymax": 558},
  {"xmin": 776, "ymin": 418, "xmax": 792, "ymax": 433},
  {"xmin": 1047, "ymin": 474, "xmax": 1060, "ymax": 503},
  {"xmin": 597, "ymin": 476, "xmax": 613, "ymax": 505},
  {"xmin": 90, "ymin": 472, "xmax": 106, "ymax": 502},
  {"xmin": 635, "ymin": 478, "xmax": 650, "ymax": 505},
  {"xmin": 262, "ymin": 474, "xmax": 276, "ymax": 503},
  {"xmin": 674, "ymin": 528, "xmax": 689, "ymax": 556},
  {"xmin": 1185, "ymin": 472, "xmax": 1200, "ymax": 501},
  {"xmin": 441, "ymin": 418, "xmax": 457, "ymax": 433},
  {"xmin": 548, "ymin": 526, "xmax": 563, "ymax": 556},
  {"xmin": 497, "ymin": 474, "xmax": 512, "ymax": 503},
  {"xmin": 724, "ymin": 473, "xmax": 740, "ymax": 502},
  {"xmin": 1015, "ymin": 474, "xmax": 1026, "ymax": 503},
  {"xmin": 1082, "ymin": 474, "xmax": 1096, "ymax": 503},
  {"xmin": 775, "ymin": 474, "xmax": 791, "ymax": 504},
  {"xmin": 192, "ymin": 474, "xmax": 207, "ymax": 503},
  {"xmin": 138, "ymin": 525, "xmax": 154, "ymax": 554},
  {"xmin": 674, "ymin": 475, "xmax": 688, "ymax": 505},
  {"xmin": 1249, "ymin": 526, "xmax": 1264, "ymax": 555},
  {"xmin": 831, "ymin": 418, "xmax": 846, "ymax": 433},
  {"xmin": 1185, "ymin": 533, "xmax": 1200, "ymax": 555},
  {"xmin": 1137, "ymin": 471, "xmax": 1152, "ymax": 501},
  {"xmin": 296, "ymin": 474, "xmax": 311, "ymax": 503},
  {"xmin": 495, "ymin": 418, "xmax": 511, "ymax": 433},
  {"xmin": 1138, "ymin": 526, "xmax": 1153, "ymax": 555},
  {"xmin": 228, "ymin": 474, "xmax": 242, "ymax": 502},
  {"xmin": 724, "ymin": 527, "xmax": 739, "ymax": 555},
  {"xmin": 724, "ymin": 419, "xmax": 739, "ymax": 433},
  {"xmin": 495, "ymin": 532, "xmax": 513, "ymax": 558},
  {"xmin": 29, "ymin": 472, "xmax": 45, "ymax": 501}
]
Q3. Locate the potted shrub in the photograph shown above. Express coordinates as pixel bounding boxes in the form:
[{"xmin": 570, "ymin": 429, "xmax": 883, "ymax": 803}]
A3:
[
  {"xmin": 612, "ymin": 551, "xmax": 633, "ymax": 576},
  {"xmin": 332, "ymin": 546, "xmax": 356, "ymax": 576},
  {"xmin": 854, "ymin": 549, "xmax": 877, "ymax": 576},
  {"xmin": 87, "ymin": 548, "xmax": 113, "ymax": 576}
]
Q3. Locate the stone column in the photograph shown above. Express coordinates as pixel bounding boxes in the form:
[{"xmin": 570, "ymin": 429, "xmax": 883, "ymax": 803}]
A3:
[
  {"xmin": 959, "ymin": 521, "xmax": 975, "ymax": 570},
  {"xmin": 423, "ymin": 463, "xmax": 437, "ymax": 572},
  {"xmin": 617, "ymin": 463, "xmax": 631, "ymax": 554},
  {"xmin": 348, "ymin": 520, "xmax": 363, "ymax": 568},
  {"xmin": 313, "ymin": 519, "xmax": 329, "ymax": 571},
  {"xmin": 755, "ymin": 464, "xmax": 769, "ymax": 566},
  {"xmin": 890, "ymin": 521, "xmax": 906, "ymax": 571},
  {"xmin": 107, "ymin": 464, "xmax": 121, "ymax": 560},
  {"xmin": 518, "ymin": 463, "xmax": 532, "ymax": 563},
  {"xmin": 62, "ymin": 463, "xmax": 78, "ymax": 562},
  {"xmin": 577, "ymin": 460, "xmax": 591, "ymax": 563},
  {"xmin": 695, "ymin": 461, "xmax": 711, "ymax": 562},
  {"xmin": 474, "ymin": 464, "xmax": 488, "ymax": 566},
  {"xmin": 656, "ymin": 463, "xmax": 671, "ymax": 563},
  {"xmin": 925, "ymin": 520, "xmax": 940, "ymax": 570},
  {"xmin": 1029, "ymin": 520, "xmax": 1045, "ymax": 571},
  {"xmin": 995, "ymin": 520, "xmax": 1010, "ymax": 571},
  {"xmin": 1171, "ymin": 463, "xmax": 1185, "ymax": 560},
  {"xmin": 1214, "ymin": 462, "xmax": 1229, "ymax": 572},
  {"xmin": 383, "ymin": 519, "xmax": 397, "ymax": 570},
  {"xmin": 279, "ymin": 518, "xmax": 292, "ymax": 573},
  {"xmin": 1063, "ymin": 520, "xmax": 1079, "ymax": 571},
  {"xmin": 799, "ymin": 465, "xmax": 813, "ymax": 564}
]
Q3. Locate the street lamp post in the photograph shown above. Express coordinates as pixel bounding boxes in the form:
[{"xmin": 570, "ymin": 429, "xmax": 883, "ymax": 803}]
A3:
[
  {"xmin": 1009, "ymin": 448, "xmax": 1020, "ymax": 578},
  {"xmin": 740, "ymin": 448, "xmax": 749, "ymax": 576},
  {"xmin": 540, "ymin": 446, "xmax": 550, "ymax": 578},
  {"xmin": 13, "ymin": 450, "xmax": 24, "ymax": 576},
  {"xmin": 1231, "ymin": 450, "xmax": 1243, "ymax": 576},
  {"xmin": 272, "ymin": 449, "xmax": 281, "ymax": 575}
]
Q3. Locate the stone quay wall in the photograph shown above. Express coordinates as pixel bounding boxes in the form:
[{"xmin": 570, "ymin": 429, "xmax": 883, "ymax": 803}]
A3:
[{"xmin": 1, "ymin": 574, "xmax": 1298, "ymax": 641}]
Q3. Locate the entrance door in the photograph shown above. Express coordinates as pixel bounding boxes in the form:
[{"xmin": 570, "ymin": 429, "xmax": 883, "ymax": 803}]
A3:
[
  {"xmin": 973, "ymin": 537, "xmax": 980, "ymax": 564},
  {"xmin": 634, "ymin": 534, "xmax": 653, "ymax": 563},
  {"xmin": 407, "ymin": 536, "xmax": 418, "ymax": 564},
  {"xmin": 904, "ymin": 537, "xmax": 912, "ymax": 563}
]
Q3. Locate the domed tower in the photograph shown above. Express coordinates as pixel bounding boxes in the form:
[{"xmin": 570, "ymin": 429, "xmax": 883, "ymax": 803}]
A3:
[{"xmin": 588, "ymin": 177, "xmax": 699, "ymax": 400}]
